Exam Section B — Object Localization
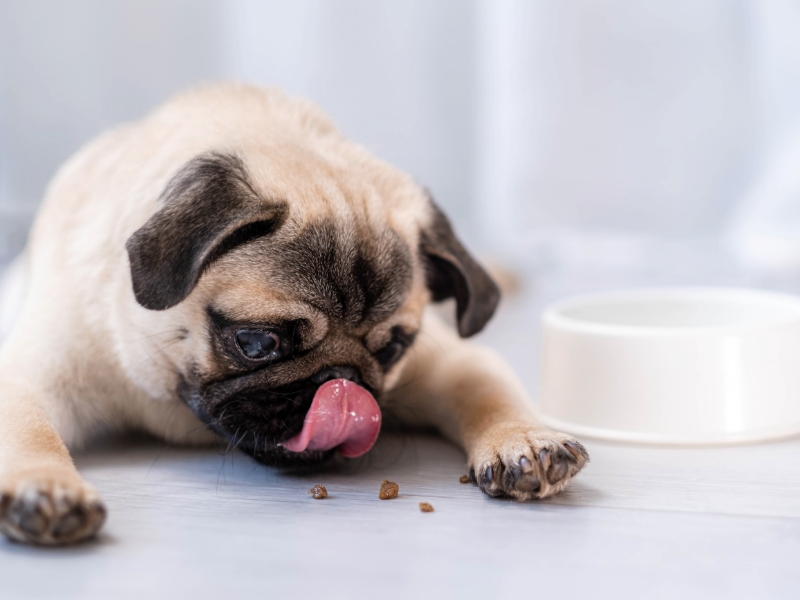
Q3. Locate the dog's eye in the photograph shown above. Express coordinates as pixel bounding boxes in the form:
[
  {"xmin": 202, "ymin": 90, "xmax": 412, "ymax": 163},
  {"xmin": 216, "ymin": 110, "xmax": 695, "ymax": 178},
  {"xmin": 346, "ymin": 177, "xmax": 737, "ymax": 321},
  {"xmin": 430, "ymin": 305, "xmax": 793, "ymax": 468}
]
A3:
[
  {"xmin": 375, "ymin": 341, "xmax": 405, "ymax": 369},
  {"xmin": 374, "ymin": 329, "xmax": 415, "ymax": 371},
  {"xmin": 235, "ymin": 329, "xmax": 281, "ymax": 360}
]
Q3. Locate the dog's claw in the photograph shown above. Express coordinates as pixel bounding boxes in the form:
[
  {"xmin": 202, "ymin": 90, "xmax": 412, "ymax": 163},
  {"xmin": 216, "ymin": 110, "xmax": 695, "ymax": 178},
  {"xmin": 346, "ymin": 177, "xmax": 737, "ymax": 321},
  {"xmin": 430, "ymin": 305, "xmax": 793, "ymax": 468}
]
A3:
[
  {"xmin": 519, "ymin": 456, "xmax": 532, "ymax": 472},
  {"xmin": 15, "ymin": 504, "xmax": 47, "ymax": 536},
  {"xmin": 548, "ymin": 461, "xmax": 569, "ymax": 483},
  {"xmin": 564, "ymin": 441, "xmax": 587, "ymax": 461},
  {"xmin": 538, "ymin": 449, "xmax": 550, "ymax": 471},
  {"xmin": 52, "ymin": 506, "xmax": 87, "ymax": 539}
]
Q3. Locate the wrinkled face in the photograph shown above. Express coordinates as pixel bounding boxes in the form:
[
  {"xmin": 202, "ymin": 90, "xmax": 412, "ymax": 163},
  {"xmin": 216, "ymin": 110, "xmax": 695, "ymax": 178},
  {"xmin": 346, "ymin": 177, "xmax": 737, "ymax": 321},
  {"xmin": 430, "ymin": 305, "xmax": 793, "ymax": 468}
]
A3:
[{"xmin": 127, "ymin": 152, "xmax": 499, "ymax": 467}]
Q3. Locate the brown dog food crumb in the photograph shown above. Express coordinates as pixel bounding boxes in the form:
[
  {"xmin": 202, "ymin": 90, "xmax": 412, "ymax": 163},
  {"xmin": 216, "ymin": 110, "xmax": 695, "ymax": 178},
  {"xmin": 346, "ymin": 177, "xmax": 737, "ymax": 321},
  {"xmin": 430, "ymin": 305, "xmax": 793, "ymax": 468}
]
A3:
[
  {"xmin": 459, "ymin": 475, "xmax": 470, "ymax": 484},
  {"xmin": 308, "ymin": 485, "xmax": 328, "ymax": 499},
  {"xmin": 378, "ymin": 480, "xmax": 399, "ymax": 500},
  {"xmin": 419, "ymin": 502, "xmax": 434, "ymax": 512}
]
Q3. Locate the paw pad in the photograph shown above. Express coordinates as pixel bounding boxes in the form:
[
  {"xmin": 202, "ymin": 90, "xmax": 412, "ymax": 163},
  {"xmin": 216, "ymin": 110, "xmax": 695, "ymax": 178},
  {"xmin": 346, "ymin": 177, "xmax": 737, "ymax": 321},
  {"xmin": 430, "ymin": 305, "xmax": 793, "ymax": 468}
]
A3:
[
  {"xmin": 0, "ymin": 481, "xmax": 106, "ymax": 545},
  {"xmin": 468, "ymin": 425, "xmax": 589, "ymax": 500}
]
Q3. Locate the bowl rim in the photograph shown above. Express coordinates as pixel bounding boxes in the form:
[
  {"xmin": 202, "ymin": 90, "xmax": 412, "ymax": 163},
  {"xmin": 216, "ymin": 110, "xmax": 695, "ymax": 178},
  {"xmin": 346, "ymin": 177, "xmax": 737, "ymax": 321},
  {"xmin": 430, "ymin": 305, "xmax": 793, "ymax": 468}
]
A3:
[
  {"xmin": 535, "ymin": 408, "xmax": 800, "ymax": 446},
  {"xmin": 542, "ymin": 286, "xmax": 800, "ymax": 337}
]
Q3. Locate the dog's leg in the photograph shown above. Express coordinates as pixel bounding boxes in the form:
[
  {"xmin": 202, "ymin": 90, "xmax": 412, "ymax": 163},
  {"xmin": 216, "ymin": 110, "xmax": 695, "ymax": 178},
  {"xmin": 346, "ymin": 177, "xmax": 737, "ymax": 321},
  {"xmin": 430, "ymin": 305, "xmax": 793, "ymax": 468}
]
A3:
[
  {"xmin": 387, "ymin": 311, "xmax": 589, "ymax": 500},
  {"xmin": 0, "ymin": 378, "xmax": 106, "ymax": 545}
]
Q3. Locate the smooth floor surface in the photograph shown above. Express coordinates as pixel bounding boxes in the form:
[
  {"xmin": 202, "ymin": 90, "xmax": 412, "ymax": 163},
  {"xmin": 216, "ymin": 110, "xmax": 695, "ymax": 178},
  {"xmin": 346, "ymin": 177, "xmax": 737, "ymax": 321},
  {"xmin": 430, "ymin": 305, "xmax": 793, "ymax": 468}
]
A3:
[{"xmin": 1, "ymin": 433, "xmax": 799, "ymax": 599}]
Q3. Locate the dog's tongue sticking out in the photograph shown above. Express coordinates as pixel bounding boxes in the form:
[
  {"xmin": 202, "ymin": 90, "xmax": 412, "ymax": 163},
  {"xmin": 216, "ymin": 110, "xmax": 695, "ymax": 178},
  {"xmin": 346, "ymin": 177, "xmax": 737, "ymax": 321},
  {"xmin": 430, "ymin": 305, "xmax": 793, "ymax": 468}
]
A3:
[{"xmin": 281, "ymin": 379, "xmax": 381, "ymax": 458}]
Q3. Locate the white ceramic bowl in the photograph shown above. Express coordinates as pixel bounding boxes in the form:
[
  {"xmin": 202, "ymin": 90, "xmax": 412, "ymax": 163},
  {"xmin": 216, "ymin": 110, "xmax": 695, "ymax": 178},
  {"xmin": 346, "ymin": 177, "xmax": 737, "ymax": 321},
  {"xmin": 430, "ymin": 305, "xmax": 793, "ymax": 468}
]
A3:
[{"xmin": 538, "ymin": 287, "xmax": 800, "ymax": 445}]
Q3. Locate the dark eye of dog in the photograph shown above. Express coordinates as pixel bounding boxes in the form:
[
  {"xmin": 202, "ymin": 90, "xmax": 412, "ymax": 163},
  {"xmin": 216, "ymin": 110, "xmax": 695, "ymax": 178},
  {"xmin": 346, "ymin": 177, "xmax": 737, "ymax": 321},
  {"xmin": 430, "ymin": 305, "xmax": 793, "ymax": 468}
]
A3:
[
  {"xmin": 375, "ymin": 340, "xmax": 404, "ymax": 369},
  {"xmin": 374, "ymin": 328, "xmax": 416, "ymax": 371},
  {"xmin": 235, "ymin": 329, "xmax": 281, "ymax": 360}
]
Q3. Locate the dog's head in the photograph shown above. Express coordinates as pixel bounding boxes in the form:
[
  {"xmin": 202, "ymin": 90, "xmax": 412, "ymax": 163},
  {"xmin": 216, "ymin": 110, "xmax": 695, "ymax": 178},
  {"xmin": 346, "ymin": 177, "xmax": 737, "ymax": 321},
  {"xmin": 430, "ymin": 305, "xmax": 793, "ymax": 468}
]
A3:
[{"xmin": 125, "ymin": 144, "xmax": 499, "ymax": 466}]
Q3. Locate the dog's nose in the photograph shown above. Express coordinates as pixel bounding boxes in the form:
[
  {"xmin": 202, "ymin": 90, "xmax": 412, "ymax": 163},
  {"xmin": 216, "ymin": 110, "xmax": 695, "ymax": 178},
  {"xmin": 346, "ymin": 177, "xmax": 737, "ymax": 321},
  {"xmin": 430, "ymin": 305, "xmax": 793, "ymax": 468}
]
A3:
[{"xmin": 310, "ymin": 365, "xmax": 363, "ymax": 386}]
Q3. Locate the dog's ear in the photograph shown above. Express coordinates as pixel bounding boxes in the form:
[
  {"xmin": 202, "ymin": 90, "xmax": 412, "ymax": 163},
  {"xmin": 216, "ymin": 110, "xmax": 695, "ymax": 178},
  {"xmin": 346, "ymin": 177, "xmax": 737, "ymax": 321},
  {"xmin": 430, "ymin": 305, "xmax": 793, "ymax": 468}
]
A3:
[
  {"xmin": 420, "ymin": 199, "xmax": 500, "ymax": 337},
  {"xmin": 126, "ymin": 152, "xmax": 287, "ymax": 310}
]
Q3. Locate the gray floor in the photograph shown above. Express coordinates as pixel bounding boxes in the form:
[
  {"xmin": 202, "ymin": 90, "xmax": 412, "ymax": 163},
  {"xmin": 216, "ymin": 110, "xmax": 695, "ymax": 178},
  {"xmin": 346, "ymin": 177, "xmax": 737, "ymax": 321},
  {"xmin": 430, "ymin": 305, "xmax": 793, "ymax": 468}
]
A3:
[
  {"xmin": 2, "ymin": 266, "xmax": 800, "ymax": 599},
  {"xmin": 1, "ymin": 433, "xmax": 798, "ymax": 599}
]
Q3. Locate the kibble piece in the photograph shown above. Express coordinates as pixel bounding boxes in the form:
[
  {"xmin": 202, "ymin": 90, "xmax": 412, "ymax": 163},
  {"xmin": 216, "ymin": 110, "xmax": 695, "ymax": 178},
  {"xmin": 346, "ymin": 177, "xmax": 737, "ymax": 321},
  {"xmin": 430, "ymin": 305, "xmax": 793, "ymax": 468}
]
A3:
[
  {"xmin": 308, "ymin": 485, "xmax": 328, "ymax": 499},
  {"xmin": 459, "ymin": 475, "xmax": 470, "ymax": 484},
  {"xmin": 378, "ymin": 480, "xmax": 399, "ymax": 500},
  {"xmin": 419, "ymin": 502, "xmax": 434, "ymax": 512}
]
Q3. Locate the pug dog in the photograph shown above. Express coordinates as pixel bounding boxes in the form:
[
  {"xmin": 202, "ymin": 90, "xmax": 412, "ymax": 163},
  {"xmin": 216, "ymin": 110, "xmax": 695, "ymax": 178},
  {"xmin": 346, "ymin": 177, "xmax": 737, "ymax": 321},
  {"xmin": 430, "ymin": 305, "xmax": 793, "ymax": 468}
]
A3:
[{"xmin": 0, "ymin": 83, "xmax": 588, "ymax": 545}]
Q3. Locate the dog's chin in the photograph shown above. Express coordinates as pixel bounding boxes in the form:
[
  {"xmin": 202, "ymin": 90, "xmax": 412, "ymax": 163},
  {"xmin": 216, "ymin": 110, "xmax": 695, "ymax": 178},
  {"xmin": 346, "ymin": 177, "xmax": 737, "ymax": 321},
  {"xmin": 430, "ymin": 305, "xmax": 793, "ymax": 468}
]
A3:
[
  {"xmin": 195, "ymin": 408, "xmax": 334, "ymax": 468},
  {"xmin": 244, "ymin": 442, "xmax": 336, "ymax": 469}
]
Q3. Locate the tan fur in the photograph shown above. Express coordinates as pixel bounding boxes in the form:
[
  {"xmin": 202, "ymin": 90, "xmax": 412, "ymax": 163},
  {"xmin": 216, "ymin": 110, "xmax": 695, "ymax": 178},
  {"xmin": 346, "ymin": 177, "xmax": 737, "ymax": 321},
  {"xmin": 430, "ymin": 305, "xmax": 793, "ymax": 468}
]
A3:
[{"xmin": 0, "ymin": 83, "xmax": 587, "ymax": 545}]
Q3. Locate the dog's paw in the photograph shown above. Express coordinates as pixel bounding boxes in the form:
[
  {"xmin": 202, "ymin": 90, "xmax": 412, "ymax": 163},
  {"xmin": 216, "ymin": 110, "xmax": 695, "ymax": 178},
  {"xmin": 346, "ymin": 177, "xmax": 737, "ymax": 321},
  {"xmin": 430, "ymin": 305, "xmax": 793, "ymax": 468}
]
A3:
[
  {"xmin": 468, "ymin": 422, "xmax": 589, "ymax": 500},
  {"xmin": 0, "ymin": 471, "xmax": 106, "ymax": 545}
]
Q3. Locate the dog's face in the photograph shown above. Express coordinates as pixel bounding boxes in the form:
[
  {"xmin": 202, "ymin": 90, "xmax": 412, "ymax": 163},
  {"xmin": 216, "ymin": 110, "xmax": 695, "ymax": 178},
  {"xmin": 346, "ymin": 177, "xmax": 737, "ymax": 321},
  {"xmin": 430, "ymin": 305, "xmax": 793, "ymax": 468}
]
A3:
[{"xmin": 126, "ymin": 146, "xmax": 498, "ymax": 467}]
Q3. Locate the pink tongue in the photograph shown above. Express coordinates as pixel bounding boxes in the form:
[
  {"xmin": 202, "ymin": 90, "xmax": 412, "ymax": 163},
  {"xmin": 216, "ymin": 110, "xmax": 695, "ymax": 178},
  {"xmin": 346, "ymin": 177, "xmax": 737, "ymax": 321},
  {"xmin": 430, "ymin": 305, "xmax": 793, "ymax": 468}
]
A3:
[{"xmin": 281, "ymin": 379, "xmax": 381, "ymax": 458}]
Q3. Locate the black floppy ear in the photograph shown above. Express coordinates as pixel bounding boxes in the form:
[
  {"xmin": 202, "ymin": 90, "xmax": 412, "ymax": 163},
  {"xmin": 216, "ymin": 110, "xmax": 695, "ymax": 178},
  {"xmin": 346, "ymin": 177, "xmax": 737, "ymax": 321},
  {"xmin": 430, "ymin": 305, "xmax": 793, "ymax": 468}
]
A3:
[
  {"xmin": 420, "ymin": 200, "xmax": 501, "ymax": 337},
  {"xmin": 126, "ymin": 152, "xmax": 287, "ymax": 310}
]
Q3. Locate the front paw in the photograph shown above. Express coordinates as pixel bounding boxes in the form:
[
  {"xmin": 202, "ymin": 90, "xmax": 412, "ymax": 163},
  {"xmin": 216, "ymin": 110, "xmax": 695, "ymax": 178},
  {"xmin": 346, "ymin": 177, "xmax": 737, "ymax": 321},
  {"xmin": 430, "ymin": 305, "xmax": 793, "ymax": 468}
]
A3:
[
  {"xmin": 0, "ymin": 470, "xmax": 106, "ymax": 545},
  {"xmin": 468, "ymin": 422, "xmax": 589, "ymax": 500}
]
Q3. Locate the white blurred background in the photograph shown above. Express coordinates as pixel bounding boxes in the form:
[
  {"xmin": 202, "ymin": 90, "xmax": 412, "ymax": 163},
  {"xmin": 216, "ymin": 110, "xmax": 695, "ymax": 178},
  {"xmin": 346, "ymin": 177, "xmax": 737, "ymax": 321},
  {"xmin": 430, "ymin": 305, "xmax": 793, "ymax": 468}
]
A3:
[{"xmin": 3, "ymin": 0, "xmax": 800, "ymax": 293}]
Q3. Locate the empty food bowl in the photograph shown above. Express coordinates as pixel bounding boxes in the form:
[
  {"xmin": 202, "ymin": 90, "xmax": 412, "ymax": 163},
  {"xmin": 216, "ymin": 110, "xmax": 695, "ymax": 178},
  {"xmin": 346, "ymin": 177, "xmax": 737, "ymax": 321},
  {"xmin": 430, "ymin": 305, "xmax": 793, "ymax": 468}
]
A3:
[{"xmin": 538, "ymin": 287, "xmax": 800, "ymax": 445}]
